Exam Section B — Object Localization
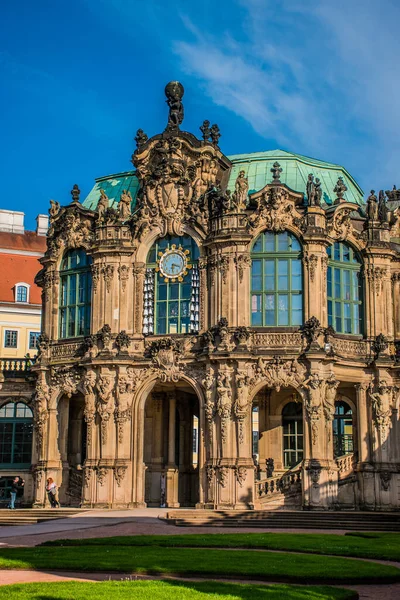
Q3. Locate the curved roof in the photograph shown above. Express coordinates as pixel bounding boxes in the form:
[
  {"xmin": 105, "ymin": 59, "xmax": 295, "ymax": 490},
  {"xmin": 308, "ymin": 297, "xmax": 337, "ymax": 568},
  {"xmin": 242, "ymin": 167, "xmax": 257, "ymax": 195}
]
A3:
[
  {"xmin": 227, "ymin": 149, "xmax": 364, "ymax": 206},
  {"xmin": 82, "ymin": 148, "xmax": 364, "ymax": 210}
]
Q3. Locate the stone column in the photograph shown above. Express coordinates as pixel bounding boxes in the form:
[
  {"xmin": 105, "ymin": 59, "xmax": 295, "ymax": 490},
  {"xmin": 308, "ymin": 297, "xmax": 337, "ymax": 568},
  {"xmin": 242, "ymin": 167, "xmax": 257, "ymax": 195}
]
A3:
[{"xmin": 165, "ymin": 392, "xmax": 179, "ymax": 507}]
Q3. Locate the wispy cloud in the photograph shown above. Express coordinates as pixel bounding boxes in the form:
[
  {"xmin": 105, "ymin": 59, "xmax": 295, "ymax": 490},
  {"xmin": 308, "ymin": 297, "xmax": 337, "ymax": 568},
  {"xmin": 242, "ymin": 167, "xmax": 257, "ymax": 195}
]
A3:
[{"xmin": 173, "ymin": 0, "xmax": 400, "ymax": 190}]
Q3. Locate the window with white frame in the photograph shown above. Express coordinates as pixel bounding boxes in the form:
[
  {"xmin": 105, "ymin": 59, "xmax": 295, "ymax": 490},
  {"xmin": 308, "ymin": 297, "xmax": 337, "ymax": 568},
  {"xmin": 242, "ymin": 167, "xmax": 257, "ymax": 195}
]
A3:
[
  {"xmin": 15, "ymin": 283, "xmax": 29, "ymax": 303},
  {"xmin": 4, "ymin": 330, "xmax": 18, "ymax": 348},
  {"xmin": 29, "ymin": 332, "xmax": 40, "ymax": 350}
]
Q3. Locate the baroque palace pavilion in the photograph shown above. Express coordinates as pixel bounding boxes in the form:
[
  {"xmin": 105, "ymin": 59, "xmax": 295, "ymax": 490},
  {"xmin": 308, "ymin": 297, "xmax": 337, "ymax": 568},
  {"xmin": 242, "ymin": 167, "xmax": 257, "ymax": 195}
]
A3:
[{"xmin": 20, "ymin": 81, "xmax": 400, "ymax": 510}]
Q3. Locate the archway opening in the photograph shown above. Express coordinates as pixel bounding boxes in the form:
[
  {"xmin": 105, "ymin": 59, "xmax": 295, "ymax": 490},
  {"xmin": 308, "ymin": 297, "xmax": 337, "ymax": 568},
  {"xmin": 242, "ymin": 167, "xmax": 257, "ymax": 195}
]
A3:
[
  {"xmin": 333, "ymin": 401, "xmax": 354, "ymax": 458},
  {"xmin": 58, "ymin": 392, "xmax": 86, "ymax": 505},
  {"xmin": 252, "ymin": 386, "xmax": 303, "ymax": 478},
  {"xmin": 143, "ymin": 381, "xmax": 200, "ymax": 507}
]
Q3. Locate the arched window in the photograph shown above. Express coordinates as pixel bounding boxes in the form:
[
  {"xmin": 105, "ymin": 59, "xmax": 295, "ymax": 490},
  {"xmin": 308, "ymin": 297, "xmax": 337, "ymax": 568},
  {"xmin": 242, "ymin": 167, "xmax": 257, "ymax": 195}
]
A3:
[
  {"xmin": 333, "ymin": 401, "xmax": 353, "ymax": 457},
  {"xmin": 327, "ymin": 242, "xmax": 363, "ymax": 335},
  {"xmin": 144, "ymin": 235, "xmax": 200, "ymax": 335},
  {"xmin": 251, "ymin": 231, "xmax": 302, "ymax": 326},
  {"xmin": 282, "ymin": 402, "xmax": 303, "ymax": 468},
  {"xmin": 0, "ymin": 402, "xmax": 33, "ymax": 467},
  {"xmin": 59, "ymin": 249, "xmax": 92, "ymax": 339}
]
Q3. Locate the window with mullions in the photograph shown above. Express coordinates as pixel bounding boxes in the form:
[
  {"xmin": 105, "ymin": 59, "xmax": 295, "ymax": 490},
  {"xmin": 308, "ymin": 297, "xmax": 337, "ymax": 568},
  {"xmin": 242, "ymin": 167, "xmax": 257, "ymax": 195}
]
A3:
[
  {"xmin": 59, "ymin": 249, "xmax": 92, "ymax": 339},
  {"xmin": 144, "ymin": 235, "xmax": 200, "ymax": 335},
  {"xmin": 251, "ymin": 231, "xmax": 303, "ymax": 327},
  {"xmin": 16, "ymin": 285, "xmax": 28, "ymax": 303},
  {"xmin": 327, "ymin": 242, "xmax": 363, "ymax": 335},
  {"xmin": 282, "ymin": 402, "xmax": 303, "ymax": 468},
  {"xmin": 0, "ymin": 402, "xmax": 33, "ymax": 467},
  {"xmin": 333, "ymin": 401, "xmax": 354, "ymax": 458}
]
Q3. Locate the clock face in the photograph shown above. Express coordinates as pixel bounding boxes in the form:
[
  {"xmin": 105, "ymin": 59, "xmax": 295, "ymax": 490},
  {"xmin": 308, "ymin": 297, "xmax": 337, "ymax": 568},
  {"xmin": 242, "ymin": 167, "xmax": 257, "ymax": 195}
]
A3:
[{"xmin": 159, "ymin": 246, "xmax": 189, "ymax": 281}]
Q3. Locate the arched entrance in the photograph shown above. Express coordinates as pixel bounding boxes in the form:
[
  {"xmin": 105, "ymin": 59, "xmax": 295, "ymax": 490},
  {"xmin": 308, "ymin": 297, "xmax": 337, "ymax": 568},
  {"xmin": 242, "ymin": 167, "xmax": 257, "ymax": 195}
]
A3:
[
  {"xmin": 143, "ymin": 381, "xmax": 200, "ymax": 507},
  {"xmin": 252, "ymin": 385, "xmax": 304, "ymax": 478},
  {"xmin": 58, "ymin": 392, "xmax": 86, "ymax": 506}
]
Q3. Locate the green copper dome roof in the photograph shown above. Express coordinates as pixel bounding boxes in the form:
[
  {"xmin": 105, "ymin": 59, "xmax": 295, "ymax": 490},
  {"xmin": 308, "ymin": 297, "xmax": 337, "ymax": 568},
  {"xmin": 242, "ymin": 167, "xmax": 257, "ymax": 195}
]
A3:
[
  {"xmin": 82, "ymin": 148, "xmax": 364, "ymax": 210},
  {"xmin": 227, "ymin": 149, "xmax": 364, "ymax": 206}
]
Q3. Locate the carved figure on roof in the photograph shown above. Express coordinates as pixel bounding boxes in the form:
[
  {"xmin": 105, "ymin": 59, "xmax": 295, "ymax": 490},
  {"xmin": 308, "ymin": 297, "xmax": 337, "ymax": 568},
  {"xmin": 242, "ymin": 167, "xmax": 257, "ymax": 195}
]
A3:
[
  {"xmin": 366, "ymin": 190, "xmax": 378, "ymax": 222},
  {"xmin": 165, "ymin": 81, "xmax": 184, "ymax": 130},
  {"xmin": 210, "ymin": 124, "xmax": 221, "ymax": 146},
  {"xmin": 97, "ymin": 189, "xmax": 109, "ymax": 221},
  {"xmin": 49, "ymin": 199, "xmax": 60, "ymax": 220},
  {"xmin": 71, "ymin": 184, "xmax": 80, "ymax": 204},
  {"xmin": 314, "ymin": 178, "xmax": 322, "ymax": 206},
  {"xmin": 271, "ymin": 162, "xmax": 282, "ymax": 182},
  {"xmin": 306, "ymin": 174, "xmax": 316, "ymax": 206},
  {"xmin": 118, "ymin": 189, "xmax": 132, "ymax": 220},
  {"xmin": 333, "ymin": 177, "xmax": 347, "ymax": 203},
  {"xmin": 378, "ymin": 190, "xmax": 388, "ymax": 224},
  {"xmin": 234, "ymin": 170, "xmax": 249, "ymax": 211},
  {"xmin": 134, "ymin": 129, "xmax": 148, "ymax": 149},
  {"xmin": 200, "ymin": 120, "xmax": 211, "ymax": 142}
]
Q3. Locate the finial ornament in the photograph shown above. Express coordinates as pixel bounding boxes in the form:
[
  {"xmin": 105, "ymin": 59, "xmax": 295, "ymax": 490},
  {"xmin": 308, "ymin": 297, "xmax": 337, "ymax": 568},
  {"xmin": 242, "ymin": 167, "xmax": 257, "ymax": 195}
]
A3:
[
  {"xmin": 165, "ymin": 81, "xmax": 184, "ymax": 131},
  {"xmin": 333, "ymin": 176, "xmax": 347, "ymax": 203},
  {"xmin": 200, "ymin": 120, "xmax": 211, "ymax": 142},
  {"xmin": 210, "ymin": 124, "xmax": 221, "ymax": 146},
  {"xmin": 271, "ymin": 161, "xmax": 282, "ymax": 183},
  {"xmin": 135, "ymin": 129, "xmax": 148, "ymax": 149},
  {"xmin": 71, "ymin": 184, "xmax": 80, "ymax": 204}
]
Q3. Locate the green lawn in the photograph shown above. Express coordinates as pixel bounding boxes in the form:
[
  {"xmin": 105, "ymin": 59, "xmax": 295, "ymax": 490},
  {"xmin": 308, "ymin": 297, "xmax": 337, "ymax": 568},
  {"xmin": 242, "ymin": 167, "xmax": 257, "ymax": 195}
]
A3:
[
  {"xmin": 0, "ymin": 545, "xmax": 399, "ymax": 584},
  {"xmin": 0, "ymin": 580, "xmax": 359, "ymax": 600},
  {"xmin": 43, "ymin": 532, "xmax": 400, "ymax": 562}
]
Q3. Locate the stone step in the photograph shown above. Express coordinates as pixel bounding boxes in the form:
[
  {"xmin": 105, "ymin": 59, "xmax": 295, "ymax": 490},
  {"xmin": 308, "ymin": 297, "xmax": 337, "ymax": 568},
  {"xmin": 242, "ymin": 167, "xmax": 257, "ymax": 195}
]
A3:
[{"xmin": 0, "ymin": 508, "xmax": 86, "ymax": 526}]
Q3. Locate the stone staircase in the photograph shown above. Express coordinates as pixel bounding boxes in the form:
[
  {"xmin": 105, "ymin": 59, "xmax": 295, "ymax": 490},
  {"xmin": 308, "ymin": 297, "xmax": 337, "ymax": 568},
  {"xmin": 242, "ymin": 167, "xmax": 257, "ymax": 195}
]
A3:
[
  {"xmin": 0, "ymin": 508, "xmax": 85, "ymax": 526},
  {"xmin": 165, "ymin": 509, "xmax": 400, "ymax": 531},
  {"xmin": 255, "ymin": 465, "xmax": 302, "ymax": 510}
]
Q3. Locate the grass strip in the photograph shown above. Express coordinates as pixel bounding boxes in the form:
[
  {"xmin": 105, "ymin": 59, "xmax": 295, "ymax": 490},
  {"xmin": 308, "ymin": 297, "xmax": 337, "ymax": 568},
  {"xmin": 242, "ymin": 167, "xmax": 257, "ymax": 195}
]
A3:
[
  {"xmin": 42, "ymin": 532, "xmax": 400, "ymax": 562},
  {"xmin": 0, "ymin": 546, "xmax": 399, "ymax": 584},
  {"xmin": 0, "ymin": 579, "xmax": 359, "ymax": 600}
]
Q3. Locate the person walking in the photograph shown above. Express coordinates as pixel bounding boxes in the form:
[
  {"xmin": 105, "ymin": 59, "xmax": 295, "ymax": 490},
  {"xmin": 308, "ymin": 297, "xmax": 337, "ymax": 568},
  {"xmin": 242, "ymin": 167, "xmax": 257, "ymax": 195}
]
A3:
[{"xmin": 45, "ymin": 478, "xmax": 60, "ymax": 508}]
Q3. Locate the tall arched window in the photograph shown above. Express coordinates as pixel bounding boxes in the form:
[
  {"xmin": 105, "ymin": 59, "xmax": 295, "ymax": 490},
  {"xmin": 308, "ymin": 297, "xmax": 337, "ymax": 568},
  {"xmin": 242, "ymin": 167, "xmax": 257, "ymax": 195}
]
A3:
[
  {"xmin": 59, "ymin": 249, "xmax": 92, "ymax": 339},
  {"xmin": 282, "ymin": 402, "xmax": 303, "ymax": 468},
  {"xmin": 144, "ymin": 235, "xmax": 200, "ymax": 335},
  {"xmin": 0, "ymin": 402, "xmax": 33, "ymax": 467},
  {"xmin": 251, "ymin": 231, "xmax": 302, "ymax": 326},
  {"xmin": 333, "ymin": 401, "xmax": 353, "ymax": 457},
  {"xmin": 327, "ymin": 242, "xmax": 363, "ymax": 335}
]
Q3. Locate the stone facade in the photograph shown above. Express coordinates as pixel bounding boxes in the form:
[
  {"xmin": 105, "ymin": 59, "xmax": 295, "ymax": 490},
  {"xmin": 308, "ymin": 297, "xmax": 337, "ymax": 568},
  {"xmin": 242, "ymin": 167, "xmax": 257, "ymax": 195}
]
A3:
[{"xmin": 30, "ymin": 82, "xmax": 400, "ymax": 510}]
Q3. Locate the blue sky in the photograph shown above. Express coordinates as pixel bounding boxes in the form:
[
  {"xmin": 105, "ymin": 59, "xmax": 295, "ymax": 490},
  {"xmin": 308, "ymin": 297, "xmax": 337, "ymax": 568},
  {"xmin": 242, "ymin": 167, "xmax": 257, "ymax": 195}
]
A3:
[{"xmin": 1, "ymin": 0, "xmax": 399, "ymax": 230}]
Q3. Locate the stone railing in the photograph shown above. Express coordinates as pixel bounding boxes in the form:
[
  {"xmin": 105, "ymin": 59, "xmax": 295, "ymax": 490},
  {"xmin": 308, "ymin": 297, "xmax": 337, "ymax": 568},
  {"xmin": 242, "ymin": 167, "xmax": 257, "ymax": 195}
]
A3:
[
  {"xmin": 0, "ymin": 358, "xmax": 32, "ymax": 377},
  {"xmin": 252, "ymin": 332, "xmax": 303, "ymax": 351},
  {"xmin": 332, "ymin": 338, "xmax": 369, "ymax": 359},
  {"xmin": 50, "ymin": 341, "xmax": 83, "ymax": 361},
  {"xmin": 336, "ymin": 453, "xmax": 356, "ymax": 479},
  {"xmin": 256, "ymin": 464, "xmax": 302, "ymax": 500}
]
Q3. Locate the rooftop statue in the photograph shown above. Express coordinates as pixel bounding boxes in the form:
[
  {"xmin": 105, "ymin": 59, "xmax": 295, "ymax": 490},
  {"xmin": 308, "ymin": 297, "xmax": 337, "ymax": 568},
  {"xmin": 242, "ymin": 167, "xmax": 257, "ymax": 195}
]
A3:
[
  {"xmin": 306, "ymin": 174, "xmax": 322, "ymax": 207},
  {"xmin": 333, "ymin": 176, "xmax": 347, "ymax": 204},
  {"xmin": 366, "ymin": 190, "xmax": 378, "ymax": 222},
  {"xmin": 165, "ymin": 81, "xmax": 184, "ymax": 131}
]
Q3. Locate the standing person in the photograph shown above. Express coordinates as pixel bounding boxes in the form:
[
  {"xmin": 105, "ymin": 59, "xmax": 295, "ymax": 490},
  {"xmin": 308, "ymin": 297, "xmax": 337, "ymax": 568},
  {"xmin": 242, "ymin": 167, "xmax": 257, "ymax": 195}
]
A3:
[
  {"xmin": 8, "ymin": 476, "xmax": 20, "ymax": 509},
  {"xmin": 46, "ymin": 478, "xmax": 60, "ymax": 508},
  {"xmin": 16, "ymin": 477, "xmax": 25, "ymax": 507}
]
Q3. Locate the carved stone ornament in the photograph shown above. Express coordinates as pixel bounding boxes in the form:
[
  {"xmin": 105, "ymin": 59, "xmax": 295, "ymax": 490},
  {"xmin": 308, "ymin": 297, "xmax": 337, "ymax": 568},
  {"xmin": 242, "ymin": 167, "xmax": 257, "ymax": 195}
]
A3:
[
  {"xmin": 216, "ymin": 373, "xmax": 232, "ymax": 443},
  {"xmin": 380, "ymin": 471, "xmax": 392, "ymax": 491},
  {"xmin": 96, "ymin": 371, "xmax": 115, "ymax": 445},
  {"xmin": 114, "ymin": 465, "xmax": 127, "ymax": 487},
  {"xmin": 371, "ymin": 333, "xmax": 388, "ymax": 359},
  {"xmin": 233, "ymin": 170, "xmax": 249, "ymax": 211},
  {"xmin": 82, "ymin": 370, "xmax": 97, "ymax": 445},
  {"xmin": 206, "ymin": 464, "xmax": 215, "ymax": 486},
  {"xmin": 300, "ymin": 316, "xmax": 321, "ymax": 351},
  {"xmin": 202, "ymin": 370, "xmax": 216, "ymax": 431},
  {"xmin": 115, "ymin": 330, "xmax": 131, "ymax": 353},
  {"xmin": 135, "ymin": 129, "xmax": 148, "ymax": 149},
  {"xmin": 234, "ymin": 254, "xmax": 251, "ymax": 283},
  {"xmin": 96, "ymin": 467, "xmax": 108, "ymax": 486},
  {"xmin": 304, "ymin": 253, "xmax": 318, "ymax": 282},
  {"xmin": 46, "ymin": 205, "xmax": 95, "ymax": 259},
  {"xmin": 202, "ymin": 317, "xmax": 233, "ymax": 352},
  {"xmin": 309, "ymin": 461, "xmax": 322, "ymax": 486},
  {"xmin": 34, "ymin": 374, "xmax": 49, "ymax": 454},
  {"xmin": 301, "ymin": 373, "xmax": 325, "ymax": 445},
  {"xmin": 51, "ymin": 365, "xmax": 81, "ymax": 398},
  {"xmin": 251, "ymin": 357, "xmax": 306, "ymax": 393},
  {"xmin": 328, "ymin": 206, "xmax": 353, "ymax": 241},
  {"xmin": 333, "ymin": 177, "xmax": 347, "ymax": 203},
  {"xmin": 145, "ymin": 337, "xmax": 184, "ymax": 382},
  {"xmin": 118, "ymin": 264, "xmax": 130, "ymax": 292},
  {"xmin": 234, "ymin": 372, "xmax": 251, "ymax": 443},
  {"xmin": 84, "ymin": 467, "xmax": 93, "ymax": 488},
  {"xmin": 368, "ymin": 380, "xmax": 393, "ymax": 440},
  {"xmin": 102, "ymin": 264, "xmax": 115, "ymax": 293},
  {"xmin": 247, "ymin": 186, "xmax": 303, "ymax": 233},
  {"xmin": 91, "ymin": 264, "xmax": 100, "ymax": 292},
  {"xmin": 306, "ymin": 174, "xmax": 322, "ymax": 207},
  {"xmin": 219, "ymin": 466, "xmax": 229, "ymax": 487},
  {"xmin": 233, "ymin": 326, "xmax": 251, "ymax": 347},
  {"xmin": 366, "ymin": 266, "xmax": 388, "ymax": 297},
  {"xmin": 235, "ymin": 466, "xmax": 247, "ymax": 487},
  {"xmin": 97, "ymin": 324, "xmax": 112, "ymax": 353},
  {"xmin": 165, "ymin": 80, "xmax": 184, "ymax": 130}
]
